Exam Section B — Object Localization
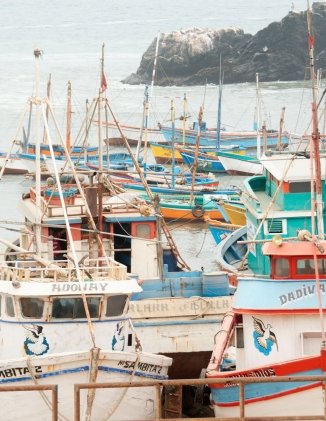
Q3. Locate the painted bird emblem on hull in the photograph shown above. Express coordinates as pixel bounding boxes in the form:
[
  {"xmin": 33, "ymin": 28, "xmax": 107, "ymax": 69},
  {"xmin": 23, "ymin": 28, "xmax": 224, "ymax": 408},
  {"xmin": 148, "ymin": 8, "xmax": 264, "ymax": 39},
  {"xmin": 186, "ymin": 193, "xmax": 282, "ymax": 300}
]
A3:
[
  {"xmin": 253, "ymin": 316, "xmax": 278, "ymax": 355},
  {"xmin": 24, "ymin": 324, "xmax": 50, "ymax": 356}
]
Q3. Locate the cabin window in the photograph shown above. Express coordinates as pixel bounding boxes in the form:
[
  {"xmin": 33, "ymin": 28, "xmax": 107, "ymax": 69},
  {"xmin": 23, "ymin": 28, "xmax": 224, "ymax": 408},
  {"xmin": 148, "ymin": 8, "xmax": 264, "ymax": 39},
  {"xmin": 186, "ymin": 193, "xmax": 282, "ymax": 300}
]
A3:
[
  {"xmin": 20, "ymin": 298, "xmax": 44, "ymax": 319},
  {"xmin": 296, "ymin": 258, "xmax": 326, "ymax": 276},
  {"xmin": 51, "ymin": 297, "xmax": 101, "ymax": 319},
  {"xmin": 235, "ymin": 325, "xmax": 244, "ymax": 348},
  {"xmin": 274, "ymin": 258, "xmax": 290, "ymax": 278},
  {"xmin": 6, "ymin": 296, "xmax": 15, "ymax": 317},
  {"xmin": 296, "ymin": 259, "xmax": 315, "ymax": 275},
  {"xmin": 106, "ymin": 294, "xmax": 128, "ymax": 317},
  {"xmin": 135, "ymin": 223, "xmax": 151, "ymax": 239},
  {"xmin": 289, "ymin": 181, "xmax": 310, "ymax": 193}
]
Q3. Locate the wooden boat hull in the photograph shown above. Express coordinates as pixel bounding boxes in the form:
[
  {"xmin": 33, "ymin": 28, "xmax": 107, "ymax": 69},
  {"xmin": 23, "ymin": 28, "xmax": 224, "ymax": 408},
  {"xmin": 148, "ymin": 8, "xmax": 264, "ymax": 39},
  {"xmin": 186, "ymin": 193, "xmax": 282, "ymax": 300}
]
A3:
[
  {"xmin": 159, "ymin": 204, "xmax": 223, "ymax": 221},
  {"xmin": 0, "ymin": 350, "xmax": 171, "ymax": 421},
  {"xmin": 219, "ymin": 201, "xmax": 246, "ymax": 225},
  {"xmin": 208, "ymin": 220, "xmax": 243, "ymax": 245},
  {"xmin": 217, "ymin": 152, "xmax": 263, "ymax": 175},
  {"xmin": 150, "ymin": 143, "xmax": 183, "ymax": 164},
  {"xmin": 0, "ymin": 154, "xmax": 28, "ymax": 174}
]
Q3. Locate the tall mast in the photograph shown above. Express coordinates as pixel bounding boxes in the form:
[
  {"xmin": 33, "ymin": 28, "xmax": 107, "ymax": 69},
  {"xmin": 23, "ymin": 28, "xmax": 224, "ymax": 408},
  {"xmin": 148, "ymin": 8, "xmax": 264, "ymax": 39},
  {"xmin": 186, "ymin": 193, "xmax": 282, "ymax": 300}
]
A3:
[
  {"xmin": 150, "ymin": 31, "xmax": 160, "ymax": 98},
  {"xmin": 216, "ymin": 58, "xmax": 223, "ymax": 152},
  {"xmin": 43, "ymin": 73, "xmax": 51, "ymax": 144},
  {"xmin": 277, "ymin": 107, "xmax": 286, "ymax": 150},
  {"xmin": 307, "ymin": 4, "xmax": 324, "ymax": 238},
  {"xmin": 182, "ymin": 93, "xmax": 187, "ymax": 146},
  {"xmin": 190, "ymin": 106, "xmax": 203, "ymax": 205},
  {"xmin": 98, "ymin": 43, "xmax": 106, "ymax": 255},
  {"xmin": 66, "ymin": 81, "xmax": 72, "ymax": 151},
  {"xmin": 34, "ymin": 48, "xmax": 43, "ymax": 254},
  {"xmin": 171, "ymin": 99, "xmax": 176, "ymax": 189},
  {"xmin": 255, "ymin": 73, "xmax": 261, "ymax": 159}
]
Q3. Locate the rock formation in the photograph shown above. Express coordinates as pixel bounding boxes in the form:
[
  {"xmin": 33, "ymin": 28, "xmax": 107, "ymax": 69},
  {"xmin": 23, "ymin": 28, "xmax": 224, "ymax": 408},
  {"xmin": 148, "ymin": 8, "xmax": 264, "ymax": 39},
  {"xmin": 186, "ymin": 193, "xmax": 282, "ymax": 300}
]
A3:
[{"xmin": 122, "ymin": 2, "xmax": 326, "ymax": 86}]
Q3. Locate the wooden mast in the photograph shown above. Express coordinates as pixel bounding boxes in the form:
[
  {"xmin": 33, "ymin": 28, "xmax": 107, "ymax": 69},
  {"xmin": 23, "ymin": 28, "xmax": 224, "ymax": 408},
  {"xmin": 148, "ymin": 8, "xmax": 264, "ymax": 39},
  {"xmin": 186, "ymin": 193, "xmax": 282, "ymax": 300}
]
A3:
[
  {"xmin": 189, "ymin": 106, "xmax": 203, "ymax": 205},
  {"xmin": 34, "ymin": 48, "xmax": 43, "ymax": 255},
  {"xmin": 255, "ymin": 73, "xmax": 261, "ymax": 159},
  {"xmin": 307, "ymin": 4, "xmax": 323, "ymax": 238},
  {"xmin": 216, "ymin": 56, "xmax": 223, "ymax": 152},
  {"xmin": 65, "ymin": 81, "xmax": 72, "ymax": 152}
]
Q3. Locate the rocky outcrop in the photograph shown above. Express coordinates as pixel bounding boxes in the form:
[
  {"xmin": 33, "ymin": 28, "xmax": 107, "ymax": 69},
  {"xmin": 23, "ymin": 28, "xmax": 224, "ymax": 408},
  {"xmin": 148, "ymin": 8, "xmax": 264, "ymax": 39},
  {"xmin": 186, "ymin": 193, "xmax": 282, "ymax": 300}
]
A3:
[{"xmin": 122, "ymin": 2, "xmax": 326, "ymax": 86}]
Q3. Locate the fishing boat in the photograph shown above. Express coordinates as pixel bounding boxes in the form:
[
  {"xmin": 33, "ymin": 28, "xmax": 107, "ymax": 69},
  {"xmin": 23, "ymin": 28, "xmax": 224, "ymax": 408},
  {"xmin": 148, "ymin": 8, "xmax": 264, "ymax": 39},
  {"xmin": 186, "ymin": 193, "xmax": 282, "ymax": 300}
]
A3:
[
  {"xmin": 205, "ymin": 217, "xmax": 243, "ymax": 245},
  {"xmin": 160, "ymin": 124, "xmax": 289, "ymax": 149},
  {"xmin": 0, "ymin": 152, "xmax": 29, "ymax": 175},
  {"xmin": 206, "ymin": 8, "xmax": 326, "ymax": 417},
  {"xmin": 146, "ymin": 192, "xmax": 240, "ymax": 221},
  {"xmin": 217, "ymin": 150, "xmax": 263, "ymax": 175}
]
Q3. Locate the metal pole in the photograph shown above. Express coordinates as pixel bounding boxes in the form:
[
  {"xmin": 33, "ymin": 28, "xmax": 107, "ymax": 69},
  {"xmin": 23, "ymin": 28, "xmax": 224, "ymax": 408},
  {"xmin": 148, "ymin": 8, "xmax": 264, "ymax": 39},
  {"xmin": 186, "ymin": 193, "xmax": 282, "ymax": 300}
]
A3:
[{"xmin": 74, "ymin": 384, "xmax": 81, "ymax": 421}]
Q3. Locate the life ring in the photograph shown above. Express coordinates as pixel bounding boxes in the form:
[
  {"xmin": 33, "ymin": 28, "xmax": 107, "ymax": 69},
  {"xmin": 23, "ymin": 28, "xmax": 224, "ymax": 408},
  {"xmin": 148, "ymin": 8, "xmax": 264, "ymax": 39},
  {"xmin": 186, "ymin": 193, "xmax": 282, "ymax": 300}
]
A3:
[{"xmin": 192, "ymin": 205, "xmax": 205, "ymax": 218}]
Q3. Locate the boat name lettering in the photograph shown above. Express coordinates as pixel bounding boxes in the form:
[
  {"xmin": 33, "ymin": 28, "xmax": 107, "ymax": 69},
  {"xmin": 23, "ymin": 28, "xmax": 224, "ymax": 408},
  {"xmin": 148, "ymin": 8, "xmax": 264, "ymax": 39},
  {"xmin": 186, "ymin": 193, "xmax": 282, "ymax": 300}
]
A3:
[
  {"xmin": 51, "ymin": 282, "xmax": 108, "ymax": 293},
  {"xmin": 0, "ymin": 365, "xmax": 42, "ymax": 378},
  {"xmin": 129, "ymin": 299, "xmax": 230, "ymax": 314},
  {"xmin": 224, "ymin": 368, "xmax": 275, "ymax": 387},
  {"xmin": 117, "ymin": 360, "xmax": 162, "ymax": 374},
  {"xmin": 279, "ymin": 283, "xmax": 325, "ymax": 306}
]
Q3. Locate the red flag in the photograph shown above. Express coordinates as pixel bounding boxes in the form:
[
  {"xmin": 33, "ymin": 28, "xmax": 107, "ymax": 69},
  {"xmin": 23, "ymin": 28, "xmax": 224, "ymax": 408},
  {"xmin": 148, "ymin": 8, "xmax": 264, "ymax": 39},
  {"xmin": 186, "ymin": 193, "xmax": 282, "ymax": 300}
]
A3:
[
  {"xmin": 101, "ymin": 71, "xmax": 107, "ymax": 92},
  {"xmin": 308, "ymin": 33, "xmax": 314, "ymax": 49}
]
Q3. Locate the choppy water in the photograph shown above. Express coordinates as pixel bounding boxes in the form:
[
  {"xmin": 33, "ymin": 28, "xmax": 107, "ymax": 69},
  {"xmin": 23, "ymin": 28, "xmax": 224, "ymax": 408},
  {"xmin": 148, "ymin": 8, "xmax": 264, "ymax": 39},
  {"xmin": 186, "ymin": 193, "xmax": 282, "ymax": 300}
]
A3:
[{"xmin": 0, "ymin": 0, "xmax": 316, "ymax": 268}]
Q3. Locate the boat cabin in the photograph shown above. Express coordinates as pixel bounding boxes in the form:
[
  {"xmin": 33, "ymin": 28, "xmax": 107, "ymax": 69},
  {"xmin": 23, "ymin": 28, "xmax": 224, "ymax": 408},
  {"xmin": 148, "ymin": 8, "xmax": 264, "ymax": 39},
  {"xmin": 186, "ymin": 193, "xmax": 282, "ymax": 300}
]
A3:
[
  {"xmin": 263, "ymin": 240, "xmax": 326, "ymax": 280},
  {"xmin": 0, "ymin": 266, "xmax": 142, "ymax": 360},
  {"xmin": 16, "ymin": 184, "xmax": 174, "ymax": 278}
]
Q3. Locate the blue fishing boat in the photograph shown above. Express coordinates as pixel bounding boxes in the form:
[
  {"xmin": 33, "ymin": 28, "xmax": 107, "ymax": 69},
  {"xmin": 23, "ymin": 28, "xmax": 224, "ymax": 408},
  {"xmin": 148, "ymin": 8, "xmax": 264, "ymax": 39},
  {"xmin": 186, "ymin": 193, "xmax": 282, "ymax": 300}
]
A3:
[{"xmin": 206, "ymin": 10, "xmax": 326, "ymax": 417}]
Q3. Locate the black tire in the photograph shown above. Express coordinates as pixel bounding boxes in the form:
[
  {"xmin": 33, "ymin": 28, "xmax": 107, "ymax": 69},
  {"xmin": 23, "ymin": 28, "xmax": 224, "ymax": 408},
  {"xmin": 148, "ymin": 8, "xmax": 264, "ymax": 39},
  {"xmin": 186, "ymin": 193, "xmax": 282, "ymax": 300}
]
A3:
[{"xmin": 192, "ymin": 205, "xmax": 205, "ymax": 218}]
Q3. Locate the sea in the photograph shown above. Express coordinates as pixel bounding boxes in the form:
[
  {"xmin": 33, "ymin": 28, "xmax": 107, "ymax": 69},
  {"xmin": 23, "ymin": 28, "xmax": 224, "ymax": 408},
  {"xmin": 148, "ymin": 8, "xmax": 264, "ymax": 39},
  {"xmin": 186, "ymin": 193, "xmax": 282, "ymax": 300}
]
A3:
[{"xmin": 0, "ymin": 0, "xmax": 316, "ymax": 270}]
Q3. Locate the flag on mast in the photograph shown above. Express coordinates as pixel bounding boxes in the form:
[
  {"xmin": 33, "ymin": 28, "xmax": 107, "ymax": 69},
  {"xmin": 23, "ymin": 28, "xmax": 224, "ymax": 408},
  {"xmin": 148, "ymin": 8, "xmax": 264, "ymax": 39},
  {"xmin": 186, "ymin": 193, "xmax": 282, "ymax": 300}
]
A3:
[{"xmin": 101, "ymin": 70, "xmax": 107, "ymax": 92}]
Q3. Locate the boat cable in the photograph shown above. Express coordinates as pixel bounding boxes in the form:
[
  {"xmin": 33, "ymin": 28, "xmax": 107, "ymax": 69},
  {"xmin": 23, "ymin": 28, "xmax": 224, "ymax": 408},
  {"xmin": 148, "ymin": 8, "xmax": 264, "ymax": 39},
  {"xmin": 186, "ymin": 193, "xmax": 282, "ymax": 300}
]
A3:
[
  {"xmin": 26, "ymin": 357, "xmax": 69, "ymax": 421},
  {"xmin": 100, "ymin": 351, "xmax": 141, "ymax": 421},
  {"xmin": 42, "ymin": 101, "xmax": 97, "ymax": 348}
]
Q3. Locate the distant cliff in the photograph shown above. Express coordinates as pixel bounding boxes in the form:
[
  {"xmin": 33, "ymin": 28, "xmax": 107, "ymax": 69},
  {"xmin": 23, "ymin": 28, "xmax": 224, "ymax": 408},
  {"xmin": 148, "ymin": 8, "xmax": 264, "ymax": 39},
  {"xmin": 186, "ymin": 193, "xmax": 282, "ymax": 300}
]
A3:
[{"xmin": 122, "ymin": 2, "xmax": 326, "ymax": 86}]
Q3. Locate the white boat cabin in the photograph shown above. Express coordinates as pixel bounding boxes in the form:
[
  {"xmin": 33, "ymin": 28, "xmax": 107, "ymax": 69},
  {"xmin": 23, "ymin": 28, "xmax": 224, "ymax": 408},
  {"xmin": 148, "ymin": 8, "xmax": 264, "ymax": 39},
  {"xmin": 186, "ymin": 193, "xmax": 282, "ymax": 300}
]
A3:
[{"xmin": 0, "ymin": 262, "xmax": 142, "ymax": 360}]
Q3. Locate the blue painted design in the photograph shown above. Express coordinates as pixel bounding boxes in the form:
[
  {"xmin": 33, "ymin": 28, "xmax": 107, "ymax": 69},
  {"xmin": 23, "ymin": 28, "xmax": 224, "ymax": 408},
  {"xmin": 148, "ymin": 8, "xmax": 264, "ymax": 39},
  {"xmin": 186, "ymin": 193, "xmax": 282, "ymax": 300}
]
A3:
[
  {"xmin": 211, "ymin": 368, "xmax": 322, "ymax": 405},
  {"xmin": 0, "ymin": 364, "xmax": 167, "ymax": 384},
  {"xmin": 253, "ymin": 331, "xmax": 273, "ymax": 355},
  {"xmin": 112, "ymin": 322, "xmax": 126, "ymax": 351}
]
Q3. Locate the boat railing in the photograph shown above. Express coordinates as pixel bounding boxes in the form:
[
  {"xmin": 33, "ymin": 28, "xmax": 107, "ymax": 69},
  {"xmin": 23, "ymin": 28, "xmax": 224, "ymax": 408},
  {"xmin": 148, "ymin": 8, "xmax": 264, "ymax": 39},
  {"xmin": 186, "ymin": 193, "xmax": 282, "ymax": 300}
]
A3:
[
  {"xmin": 73, "ymin": 376, "xmax": 326, "ymax": 420},
  {"xmin": 0, "ymin": 256, "xmax": 128, "ymax": 282},
  {"xmin": 241, "ymin": 176, "xmax": 265, "ymax": 214}
]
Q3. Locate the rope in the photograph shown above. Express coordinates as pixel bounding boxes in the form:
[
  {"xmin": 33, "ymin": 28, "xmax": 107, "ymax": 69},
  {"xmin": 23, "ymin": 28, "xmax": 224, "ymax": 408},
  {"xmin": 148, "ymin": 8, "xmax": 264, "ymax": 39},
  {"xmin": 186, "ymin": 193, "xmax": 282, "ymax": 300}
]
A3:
[
  {"xmin": 26, "ymin": 358, "xmax": 70, "ymax": 421},
  {"xmin": 100, "ymin": 351, "xmax": 142, "ymax": 421}
]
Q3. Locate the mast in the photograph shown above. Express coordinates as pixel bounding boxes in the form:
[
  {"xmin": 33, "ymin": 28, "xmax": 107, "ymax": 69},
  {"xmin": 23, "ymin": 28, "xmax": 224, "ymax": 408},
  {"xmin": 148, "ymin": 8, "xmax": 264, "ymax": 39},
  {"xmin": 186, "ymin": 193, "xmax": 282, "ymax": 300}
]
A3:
[
  {"xmin": 216, "ymin": 59, "xmax": 223, "ymax": 152},
  {"xmin": 255, "ymin": 73, "xmax": 261, "ymax": 159},
  {"xmin": 34, "ymin": 48, "xmax": 43, "ymax": 255},
  {"xmin": 277, "ymin": 106, "xmax": 286, "ymax": 150},
  {"xmin": 135, "ymin": 85, "xmax": 149, "ymax": 166},
  {"xmin": 307, "ymin": 4, "xmax": 323, "ymax": 238},
  {"xmin": 97, "ymin": 43, "xmax": 107, "ymax": 256},
  {"xmin": 182, "ymin": 93, "xmax": 187, "ymax": 146},
  {"xmin": 189, "ymin": 106, "xmax": 203, "ymax": 205},
  {"xmin": 171, "ymin": 99, "xmax": 176, "ymax": 189},
  {"xmin": 150, "ymin": 31, "xmax": 160, "ymax": 98},
  {"xmin": 43, "ymin": 73, "xmax": 51, "ymax": 145},
  {"xmin": 66, "ymin": 81, "xmax": 72, "ymax": 152}
]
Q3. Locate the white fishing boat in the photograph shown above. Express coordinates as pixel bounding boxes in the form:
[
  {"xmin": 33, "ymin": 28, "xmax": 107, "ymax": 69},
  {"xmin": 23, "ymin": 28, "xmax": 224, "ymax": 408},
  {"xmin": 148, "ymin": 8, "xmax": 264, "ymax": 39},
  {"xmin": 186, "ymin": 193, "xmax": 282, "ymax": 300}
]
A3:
[{"xmin": 0, "ymin": 265, "xmax": 172, "ymax": 421}]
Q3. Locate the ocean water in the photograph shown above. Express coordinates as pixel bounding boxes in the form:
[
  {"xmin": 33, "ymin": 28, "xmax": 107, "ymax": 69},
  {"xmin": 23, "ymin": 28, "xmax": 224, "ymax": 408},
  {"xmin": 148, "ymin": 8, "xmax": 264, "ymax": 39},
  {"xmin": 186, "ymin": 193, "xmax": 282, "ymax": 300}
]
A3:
[{"xmin": 0, "ymin": 0, "xmax": 316, "ymax": 268}]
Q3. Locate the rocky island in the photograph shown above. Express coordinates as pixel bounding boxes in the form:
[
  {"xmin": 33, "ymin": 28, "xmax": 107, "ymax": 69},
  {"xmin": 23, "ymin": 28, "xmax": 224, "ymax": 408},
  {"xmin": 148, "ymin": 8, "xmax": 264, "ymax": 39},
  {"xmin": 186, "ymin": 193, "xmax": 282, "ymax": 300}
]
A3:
[{"xmin": 122, "ymin": 2, "xmax": 326, "ymax": 86}]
